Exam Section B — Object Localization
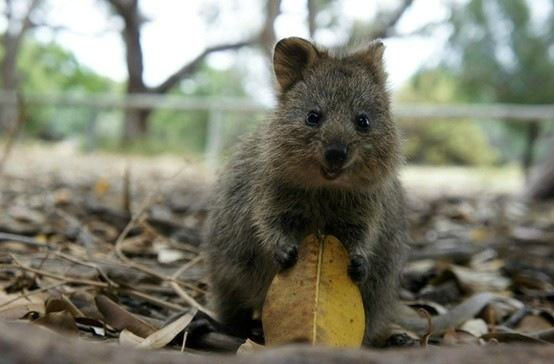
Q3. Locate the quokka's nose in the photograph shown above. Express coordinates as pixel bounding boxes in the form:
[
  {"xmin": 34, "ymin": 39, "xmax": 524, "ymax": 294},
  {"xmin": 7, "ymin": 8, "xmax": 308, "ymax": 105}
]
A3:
[{"xmin": 324, "ymin": 143, "xmax": 348, "ymax": 168}]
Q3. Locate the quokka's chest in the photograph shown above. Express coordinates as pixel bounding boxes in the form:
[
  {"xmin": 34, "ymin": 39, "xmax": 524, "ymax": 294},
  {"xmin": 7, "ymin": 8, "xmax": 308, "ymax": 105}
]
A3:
[{"xmin": 273, "ymin": 190, "xmax": 374, "ymax": 234}]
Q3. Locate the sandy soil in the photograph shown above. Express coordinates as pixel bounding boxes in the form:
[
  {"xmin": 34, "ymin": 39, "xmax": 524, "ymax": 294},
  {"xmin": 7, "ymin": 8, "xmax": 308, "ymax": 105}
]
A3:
[{"xmin": 1, "ymin": 142, "xmax": 524, "ymax": 198}]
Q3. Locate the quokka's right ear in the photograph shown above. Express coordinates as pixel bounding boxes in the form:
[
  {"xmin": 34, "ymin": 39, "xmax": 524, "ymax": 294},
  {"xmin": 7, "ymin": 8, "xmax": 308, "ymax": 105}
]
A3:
[{"xmin": 273, "ymin": 37, "xmax": 322, "ymax": 92}]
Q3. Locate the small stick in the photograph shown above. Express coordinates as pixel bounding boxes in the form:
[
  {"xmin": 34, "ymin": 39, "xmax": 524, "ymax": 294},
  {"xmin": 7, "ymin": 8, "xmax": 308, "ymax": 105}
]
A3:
[
  {"xmin": 54, "ymin": 251, "xmax": 119, "ymax": 288},
  {"xmin": 94, "ymin": 255, "xmax": 197, "ymax": 291},
  {"xmin": 168, "ymin": 255, "xmax": 213, "ymax": 315},
  {"xmin": 8, "ymin": 254, "xmax": 109, "ymax": 288},
  {"xmin": 486, "ymin": 305, "xmax": 496, "ymax": 334},
  {"xmin": 0, "ymin": 232, "xmax": 53, "ymax": 249},
  {"xmin": 169, "ymin": 281, "xmax": 214, "ymax": 317},
  {"xmin": 123, "ymin": 163, "xmax": 131, "ymax": 214},
  {"xmin": 171, "ymin": 255, "xmax": 203, "ymax": 279},
  {"xmin": 0, "ymin": 282, "xmax": 65, "ymax": 308},
  {"xmin": 119, "ymin": 288, "xmax": 185, "ymax": 312},
  {"xmin": 181, "ymin": 331, "xmax": 188, "ymax": 352},
  {"xmin": 113, "ymin": 161, "xmax": 191, "ymax": 262},
  {"xmin": 418, "ymin": 308, "xmax": 433, "ymax": 347},
  {"xmin": 111, "ymin": 163, "xmax": 213, "ymax": 313}
]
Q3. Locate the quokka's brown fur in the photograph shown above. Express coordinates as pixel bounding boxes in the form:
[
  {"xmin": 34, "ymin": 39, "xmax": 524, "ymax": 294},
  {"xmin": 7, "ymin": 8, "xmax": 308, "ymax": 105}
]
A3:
[{"xmin": 204, "ymin": 37, "xmax": 409, "ymax": 346}]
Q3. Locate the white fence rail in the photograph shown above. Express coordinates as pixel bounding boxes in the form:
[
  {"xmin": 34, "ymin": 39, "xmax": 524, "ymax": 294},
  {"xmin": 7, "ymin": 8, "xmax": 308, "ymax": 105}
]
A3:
[
  {"xmin": 1, "ymin": 91, "xmax": 553, "ymax": 167},
  {"xmin": 1, "ymin": 91, "xmax": 554, "ymax": 121}
]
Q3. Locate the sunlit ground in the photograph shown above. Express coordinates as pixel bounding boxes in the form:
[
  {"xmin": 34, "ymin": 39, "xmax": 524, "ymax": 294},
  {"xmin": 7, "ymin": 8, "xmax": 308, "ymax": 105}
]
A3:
[
  {"xmin": 1, "ymin": 142, "xmax": 524, "ymax": 198},
  {"xmin": 402, "ymin": 165, "xmax": 523, "ymax": 197}
]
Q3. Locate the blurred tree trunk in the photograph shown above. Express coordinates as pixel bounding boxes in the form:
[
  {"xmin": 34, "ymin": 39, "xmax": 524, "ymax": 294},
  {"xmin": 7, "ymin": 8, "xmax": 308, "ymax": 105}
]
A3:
[
  {"xmin": 525, "ymin": 143, "xmax": 554, "ymax": 201},
  {"xmin": 0, "ymin": 0, "xmax": 40, "ymax": 134},
  {"xmin": 259, "ymin": 0, "xmax": 281, "ymax": 58},
  {"xmin": 106, "ymin": 0, "xmax": 254, "ymax": 144},
  {"xmin": 108, "ymin": 0, "xmax": 149, "ymax": 143},
  {"xmin": 307, "ymin": 0, "xmax": 317, "ymax": 38}
]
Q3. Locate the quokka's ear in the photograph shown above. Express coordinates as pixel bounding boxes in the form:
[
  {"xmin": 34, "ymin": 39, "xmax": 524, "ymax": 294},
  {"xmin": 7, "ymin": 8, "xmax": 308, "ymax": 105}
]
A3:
[
  {"xmin": 273, "ymin": 37, "xmax": 322, "ymax": 92},
  {"xmin": 354, "ymin": 39, "xmax": 387, "ymax": 83}
]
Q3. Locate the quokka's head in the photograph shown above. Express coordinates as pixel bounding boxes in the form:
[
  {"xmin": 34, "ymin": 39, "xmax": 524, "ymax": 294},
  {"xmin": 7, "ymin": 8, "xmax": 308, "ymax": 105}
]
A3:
[{"xmin": 264, "ymin": 37, "xmax": 401, "ymax": 191}]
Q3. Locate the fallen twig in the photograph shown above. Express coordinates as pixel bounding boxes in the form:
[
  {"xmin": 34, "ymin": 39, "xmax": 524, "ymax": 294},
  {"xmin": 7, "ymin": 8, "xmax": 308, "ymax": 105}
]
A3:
[
  {"xmin": 119, "ymin": 288, "xmax": 186, "ymax": 312},
  {"xmin": 54, "ymin": 251, "xmax": 119, "ymax": 288},
  {"xmin": 7, "ymin": 255, "xmax": 109, "ymax": 288},
  {"xmin": 0, "ymin": 232, "xmax": 53, "ymax": 249}
]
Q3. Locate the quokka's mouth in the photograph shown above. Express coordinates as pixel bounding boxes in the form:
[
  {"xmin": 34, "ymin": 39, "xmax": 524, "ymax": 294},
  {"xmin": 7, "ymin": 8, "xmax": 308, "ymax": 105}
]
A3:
[{"xmin": 321, "ymin": 166, "xmax": 343, "ymax": 180}]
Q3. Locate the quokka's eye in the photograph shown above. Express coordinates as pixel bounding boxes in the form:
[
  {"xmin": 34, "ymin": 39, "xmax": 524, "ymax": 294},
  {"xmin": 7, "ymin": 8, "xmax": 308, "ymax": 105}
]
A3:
[
  {"xmin": 305, "ymin": 110, "xmax": 321, "ymax": 127},
  {"xmin": 355, "ymin": 113, "xmax": 370, "ymax": 132}
]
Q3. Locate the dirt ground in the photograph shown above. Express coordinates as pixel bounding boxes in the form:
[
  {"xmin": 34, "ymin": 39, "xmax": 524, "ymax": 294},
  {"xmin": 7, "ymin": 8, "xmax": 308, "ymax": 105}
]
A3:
[
  {"xmin": 0, "ymin": 143, "xmax": 552, "ymax": 361},
  {"xmin": 2, "ymin": 143, "xmax": 524, "ymax": 196}
]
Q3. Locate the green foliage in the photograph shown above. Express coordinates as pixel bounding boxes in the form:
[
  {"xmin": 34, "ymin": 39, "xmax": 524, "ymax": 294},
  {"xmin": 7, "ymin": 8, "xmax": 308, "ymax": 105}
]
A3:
[
  {"xmin": 19, "ymin": 42, "xmax": 112, "ymax": 94},
  {"xmin": 447, "ymin": 0, "xmax": 554, "ymax": 105},
  {"xmin": 397, "ymin": 69, "xmax": 499, "ymax": 166},
  {"xmin": 401, "ymin": 0, "xmax": 554, "ymax": 166},
  {"xmin": 16, "ymin": 41, "xmax": 115, "ymax": 139},
  {"xmin": 443, "ymin": 0, "xmax": 554, "ymax": 165},
  {"xmin": 402, "ymin": 119, "xmax": 498, "ymax": 165}
]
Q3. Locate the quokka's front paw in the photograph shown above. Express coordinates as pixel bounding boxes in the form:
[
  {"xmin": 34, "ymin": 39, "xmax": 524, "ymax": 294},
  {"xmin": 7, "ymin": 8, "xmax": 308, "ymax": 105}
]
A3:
[
  {"xmin": 348, "ymin": 255, "xmax": 368, "ymax": 282},
  {"xmin": 274, "ymin": 243, "xmax": 298, "ymax": 270}
]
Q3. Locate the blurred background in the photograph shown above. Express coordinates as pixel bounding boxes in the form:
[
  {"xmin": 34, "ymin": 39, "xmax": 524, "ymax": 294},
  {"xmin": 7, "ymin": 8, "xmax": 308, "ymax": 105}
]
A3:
[{"xmin": 0, "ymin": 0, "xmax": 553, "ymax": 198}]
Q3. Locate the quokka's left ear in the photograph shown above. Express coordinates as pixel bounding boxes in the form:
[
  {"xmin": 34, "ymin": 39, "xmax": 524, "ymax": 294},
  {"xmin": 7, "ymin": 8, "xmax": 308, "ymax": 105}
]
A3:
[
  {"xmin": 353, "ymin": 39, "xmax": 387, "ymax": 84},
  {"xmin": 273, "ymin": 37, "xmax": 323, "ymax": 92}
]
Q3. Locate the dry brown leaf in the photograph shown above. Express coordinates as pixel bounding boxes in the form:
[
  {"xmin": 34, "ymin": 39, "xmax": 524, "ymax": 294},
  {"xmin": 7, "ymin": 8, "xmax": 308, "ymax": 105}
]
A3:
[
  {"xmin": 34, "ymin": 310, "xmax": 79, "ymax": 335},
  {"xmin": 443, "ymin": 329, "xmax": 481, "ymax": 346},
  {"xmin": 482, "ymin": 332, "xmax": 549, "ymax": 344},
  {"xmin": 237, "ymin": 339, "xmax": 265, "ymax": 353},
  {"xmin": 516, "ymin": 314, "xmax": 553, "ymax": 333},
  {"xmin": 119, "ymin": 329, "xmax": 145, "ymax": 346},
  {"xmin": 53, "ymin": 188, "xmax": 72, "ymax": 205},
  {"xmin": 449, "ymin": 265, "xmax": 510, "ymax": 293},
  {"xmin": 262, "ymin": 234, "xmax": 365, "ymax": 347},
  {"xmin": 95, "ymin": 295, "xmax": 157, "ymax": 338},
  {"xmin": 460, "ymin": 318, "xmax": 489, "ymax": 337},
  {"xmin": 45, "ymin": 297, "xmax": 83, "ymax": 318},
  {"xmin": 136, "ymin": 312, "xmax": 193, "ymax": 349}
]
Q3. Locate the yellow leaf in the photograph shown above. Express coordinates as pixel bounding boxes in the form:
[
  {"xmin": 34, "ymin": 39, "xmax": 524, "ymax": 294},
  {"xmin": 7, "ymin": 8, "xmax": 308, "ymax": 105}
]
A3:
[{"xmin": 262, "ymin": 234, "xmax": 365, "ymax": 347}]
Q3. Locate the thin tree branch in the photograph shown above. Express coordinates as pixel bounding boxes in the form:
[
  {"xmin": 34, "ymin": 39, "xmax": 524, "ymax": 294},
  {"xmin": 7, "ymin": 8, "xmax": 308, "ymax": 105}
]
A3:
[
  {"xmin": 390, "ymin": 19, "xmax": 447, "ymax": 38},
  {"xmin": 151, "ymin": 40, "xmax": 253, "ymax": 95},
  {"xmin": 369, "ymin": 0, "xmax": 416, "ymax": 39},
  {"xmin": 6, "ymin": 255, "xmax": 109, "ymax": 288},
  {"xmin": 8, "ymin": 0, "xmax": 42, "ymax": 50}
]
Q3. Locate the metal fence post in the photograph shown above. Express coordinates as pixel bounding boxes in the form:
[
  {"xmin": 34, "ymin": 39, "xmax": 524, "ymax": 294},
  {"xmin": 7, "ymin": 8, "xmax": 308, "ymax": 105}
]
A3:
[
  {"xmin": 83, "ymin": 109, "xmax": 99, "ymax": 152},
  {"xmin": 205, "ymin": 109, "xmax": 224, "ymax": 170}
]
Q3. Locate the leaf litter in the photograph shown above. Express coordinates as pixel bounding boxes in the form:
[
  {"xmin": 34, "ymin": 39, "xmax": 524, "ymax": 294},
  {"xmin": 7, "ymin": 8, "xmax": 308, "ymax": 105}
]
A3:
[{"xmin": 0, "ymin": 155, "xmax": 553, "ymax": 354}]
